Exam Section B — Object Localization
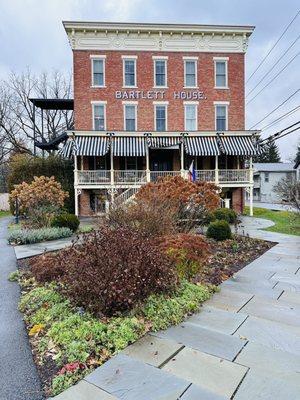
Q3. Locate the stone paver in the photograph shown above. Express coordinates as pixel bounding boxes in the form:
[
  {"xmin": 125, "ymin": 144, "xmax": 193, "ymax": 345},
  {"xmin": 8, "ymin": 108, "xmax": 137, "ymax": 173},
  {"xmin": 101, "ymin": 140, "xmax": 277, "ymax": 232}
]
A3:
[
  {"xmin": 153, "ymin": 322, "xmax": 246, "ymax": 361},
  {"xmin": 233, "ymin": 316, "xmax": 300, "ymax": 355},
  {"xmin": 52, "ymin": 380, "xmax": 116, "ymax": 399},
  {"xmin": 204, "ymin": 288, "xmax": 253, "ymax": 313},
  {"xmin": 275, "ymin": 281, "xmax": 300, "ymax": 293},
  {"xmin": 235, "ymin": 342, "xmax": 300, "ymax": 379},
  {"xmin": 122, "ymin": 335, "xmax": 183, "ymax": 367},
  {"xmin": 14, "ymin": 237, "xmax": 74, "ymax": 259},
  {"xmin": 233, "ymin": 370, "xmax": 300, "ymax": 400},
  {"xmin": 239, "ymin": 295, "xmax": 300, "ymax": 327},
  {"xmin": 162, "ymin": 347, "xmax": 248, "ymax": 398},
  {"xmin": 186, "ymin": 306, "xmax": 247, "ymax": 335},
  {"xmin": 85, "ymin": 354, "xmax": 190, "ymax": 400},
  {"xmin": 279, "ymin": 290, "xmax": 300, "ymax": 305},
  {"xmin": 180, "ymin": 385, "xmax": 227, "ymax": 400},
  {"xmin": 220, "ymin": 280, "xmax": 282, "ymax": 299}
]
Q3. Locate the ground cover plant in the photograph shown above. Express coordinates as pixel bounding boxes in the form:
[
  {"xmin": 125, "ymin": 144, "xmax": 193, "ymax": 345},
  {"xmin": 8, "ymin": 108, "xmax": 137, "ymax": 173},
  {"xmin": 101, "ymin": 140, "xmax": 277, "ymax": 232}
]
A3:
[
  {"xmin": 7, "ymin": 227, "xmax": 73, "ymax": 245},
  {"xmin": 244, "ymin": 206, "xmax": 300, "ymax": 236},
  {"xmin": 0, "ymin": 210, "xmax": 10, "ymax": 218}
]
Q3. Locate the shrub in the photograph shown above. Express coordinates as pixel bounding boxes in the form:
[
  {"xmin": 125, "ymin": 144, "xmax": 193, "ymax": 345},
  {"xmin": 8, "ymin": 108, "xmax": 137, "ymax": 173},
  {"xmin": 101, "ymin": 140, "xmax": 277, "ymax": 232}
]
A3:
[
  {"xmin": 108, "ymin": 199, "xmax": 177, "ymax": 237},
  {"xmin": 31, "ymin": 225, "xmax": 178, "ymax": 315},
  {"xmin": 51, "ymin": 214, "xmax": 80, "ymax": 232},
  {"xmin": 7, "ymin": 227, "xmax": 72, "ymax": 245},
  {"xmin": 8, "ymin": 154, "xmax": 74, "ymax": 213},
  {"xmin": 10, "ymin": 176, "xmax": 69, "ymax": 228},
  {"xmin": 213, "ymin": 208, "xmax": 237, "ymax": 224},
  {"xmin": 207, "ymin": 220, "xmax": 232, "ymax": 241},
  {"xmin": 157, "ymin": 233, "xmax": 211, "ymax": 280},
  {"xmin": 136, "ymin": 176, "xmax": 220, "ymax": 232}
]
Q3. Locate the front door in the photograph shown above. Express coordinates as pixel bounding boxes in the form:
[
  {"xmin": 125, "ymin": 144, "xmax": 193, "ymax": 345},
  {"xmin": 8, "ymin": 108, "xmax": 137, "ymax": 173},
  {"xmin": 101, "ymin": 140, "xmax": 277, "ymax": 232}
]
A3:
[{"xmin": 150, "ymin": 149, "xmax": 173, "ymax": 171}]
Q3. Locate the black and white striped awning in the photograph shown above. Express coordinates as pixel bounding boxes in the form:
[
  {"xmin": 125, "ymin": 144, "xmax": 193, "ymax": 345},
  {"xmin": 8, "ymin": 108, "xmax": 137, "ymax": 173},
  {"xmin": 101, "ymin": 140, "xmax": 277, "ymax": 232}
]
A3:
[
  {"xmin": 217, "ymin": 136, "xmax": 257, "ymax": 156},
  {"xmin": 59, "ymin": 136, "xmax": 110, "ymax": 157},
  {"xmin": 147, "ymin": 137, "xmax": 181, "ymax": 148},
  {"xmin": 185, "ymin": 137, "xmax": 220, "ymax": 156},
  {"xmin": 113, "ymin": 137, "xmax": 147, "ymax": 156}
]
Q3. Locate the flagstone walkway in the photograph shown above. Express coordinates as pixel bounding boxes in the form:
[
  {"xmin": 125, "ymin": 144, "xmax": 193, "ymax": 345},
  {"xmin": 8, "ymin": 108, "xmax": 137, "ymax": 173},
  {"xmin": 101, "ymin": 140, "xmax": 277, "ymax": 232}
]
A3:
[
  {"xmin": 49, "ymin": 215, "xmax": 299, "ymax": 399},
  {"xmin": 52, "ymin": 216, "xmax": 300, "ymax": 400}
]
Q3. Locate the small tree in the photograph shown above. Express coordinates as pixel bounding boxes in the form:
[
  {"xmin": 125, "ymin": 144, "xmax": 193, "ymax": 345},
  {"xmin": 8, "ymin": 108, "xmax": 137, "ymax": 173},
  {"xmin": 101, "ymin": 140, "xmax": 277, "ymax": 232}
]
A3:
[
  {"xmin": 136, "ymin": 176, "xmax": 220, "ymax": 232},
  {"xmin": 254, "ymin": 140, "xmax": 281, "ymax": 163},
  {"xmin": 10, "ymin": 176, "xmax": 69, "ymax": 227},
  {"xmin": 294, "ymin": 143, "xmax": 300, "ymax": 166},
  {"xmin": 274, "ymin": 177, "xmax": 300, "ymax": 212}
]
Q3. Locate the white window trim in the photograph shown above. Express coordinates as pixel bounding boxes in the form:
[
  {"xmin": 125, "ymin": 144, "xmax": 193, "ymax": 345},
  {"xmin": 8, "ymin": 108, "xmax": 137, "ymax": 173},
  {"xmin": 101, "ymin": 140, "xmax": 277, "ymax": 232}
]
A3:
[
  {"xmin": 214, "ymin": 102, "xmax": 229, "ymax": 131},
  {"xmin": 122, "ymin": 57, "xmax": 137, "ymax": 88},
  {"xmin": 91, "ymin": 101, "xmax": 107, "ymax": 130},
  {"xmin": 154, "ymin": 103, "xmax": 168, "ymax": 131},
  {"xmin": 214, "ymin": 57, "xmax": 229, "ymax": 89},
  {"xmin": 90, "ymin": 56, "xmax": 106, "ymax": 88},
  {"xmin": 184, "ymin": 103, "xmax": 198, "ymax": 131},
  {"xmin": 123, "ymin": 103, "xmax": 138, "ymax": 131},
  {"xmin": 153, "ymin": 59, "xmax": 168, "ymax": 89},
  {"xmin": 183, "ymin": 59, "xmax": 198, "ymax": 88}
]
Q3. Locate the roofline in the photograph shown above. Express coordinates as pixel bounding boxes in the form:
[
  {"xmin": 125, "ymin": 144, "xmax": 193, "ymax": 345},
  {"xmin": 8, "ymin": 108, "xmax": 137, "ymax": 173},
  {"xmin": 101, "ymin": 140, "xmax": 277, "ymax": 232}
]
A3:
[
  {"xmin": 62, "ymin": 21, "xmax": 255, "ymax": 36},
  {"xmin": 66, "ymin": 130, "xmax": 259, "ymax": 137}
]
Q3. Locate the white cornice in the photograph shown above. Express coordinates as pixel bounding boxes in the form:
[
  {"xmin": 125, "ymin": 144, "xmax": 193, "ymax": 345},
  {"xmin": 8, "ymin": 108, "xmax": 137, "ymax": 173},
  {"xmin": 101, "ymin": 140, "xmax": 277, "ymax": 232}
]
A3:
[{"xmin": 63, "ymin": 21, "xmax": 254, "ymax": 53}]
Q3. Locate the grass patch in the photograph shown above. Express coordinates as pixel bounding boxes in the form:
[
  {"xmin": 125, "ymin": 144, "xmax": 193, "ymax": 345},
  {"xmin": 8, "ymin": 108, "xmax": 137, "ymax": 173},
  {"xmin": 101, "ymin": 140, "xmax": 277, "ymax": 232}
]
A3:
[
  {"xmin": 0, "ymin": 210, "xmax": 10, "ymax": 218},
  {"xmin": 244, "ymin": 206, "xmax": 300, "ymax": 236},
  {"xmin": 17, "ymin": 274, "xmax": 214, "ymax": 396}
]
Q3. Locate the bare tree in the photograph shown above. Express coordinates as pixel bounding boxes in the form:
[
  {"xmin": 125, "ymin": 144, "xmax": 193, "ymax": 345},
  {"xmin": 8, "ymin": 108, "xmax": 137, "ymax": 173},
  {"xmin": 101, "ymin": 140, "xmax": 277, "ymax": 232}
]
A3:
[
  {"xmin": 0, "ymin": 68, "xmax": 73, "ymax": 158},
  {"xmin": 274, "ymin": 177, "xmax": 300, "ymax": 213}
]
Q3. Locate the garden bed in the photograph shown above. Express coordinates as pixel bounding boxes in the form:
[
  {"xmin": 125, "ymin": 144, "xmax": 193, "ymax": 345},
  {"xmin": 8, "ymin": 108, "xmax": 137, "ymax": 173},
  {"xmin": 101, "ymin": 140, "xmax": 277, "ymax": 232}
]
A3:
[{"xmin": 16, "ymin": 233, "xmax": 273, "ymax": 397}]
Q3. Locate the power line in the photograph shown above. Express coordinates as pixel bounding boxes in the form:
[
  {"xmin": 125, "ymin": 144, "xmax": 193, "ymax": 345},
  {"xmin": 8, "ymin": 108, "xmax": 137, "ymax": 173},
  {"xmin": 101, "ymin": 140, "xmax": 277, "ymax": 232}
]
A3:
[
  {"xmin": 246, "ymin": 10, "xmax": 300, "ymax": 84},
  {"xmin": 246, "ymin": 34, "xmax": 300, "ymax": 98},
  {"xmin": 260, "ymin": 105, "xmax": 300, "ymax": 131},
  {"xmin": 259, "ymin": 121, "xmax": 300, "ymax": 143},
  {"xmin": 249, "ymin": 89, "xmax": 300, "ymax": 129},
  {"xmin": 246, "ymin": 51, "xmax": 300, "ymax": 105}
]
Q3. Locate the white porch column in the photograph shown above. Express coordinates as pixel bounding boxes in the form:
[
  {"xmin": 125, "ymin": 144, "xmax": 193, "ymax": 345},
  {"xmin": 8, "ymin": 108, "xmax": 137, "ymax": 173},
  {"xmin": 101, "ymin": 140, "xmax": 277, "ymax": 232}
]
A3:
[
  {"xmin": 74, "ymin": 154, "xmax": 79, "ymax": 216},
  {"xmin": 180, "ymin": 141, "xmax": 185, "ymax": 178},
  {"xmin": 146, "ymin": 144, "xmax": 150, "ymax": 182},
  {"xmin": 249, "ymin": 156, "xmax": 254, "ymax": 216},
  {"xmin": 110, "ymin": 140, "xmax": 114, "ymax": 186},
  {"xmin": 215, "ymin": 155, "xmax": 219, "ymax": 185}
]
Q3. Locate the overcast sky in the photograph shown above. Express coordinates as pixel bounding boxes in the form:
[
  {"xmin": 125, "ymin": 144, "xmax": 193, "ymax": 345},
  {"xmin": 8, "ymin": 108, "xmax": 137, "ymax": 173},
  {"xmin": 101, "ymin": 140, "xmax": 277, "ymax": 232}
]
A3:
[{"xmin": 0, "ymin": 0, "xmax": 299, "ymax": 161}]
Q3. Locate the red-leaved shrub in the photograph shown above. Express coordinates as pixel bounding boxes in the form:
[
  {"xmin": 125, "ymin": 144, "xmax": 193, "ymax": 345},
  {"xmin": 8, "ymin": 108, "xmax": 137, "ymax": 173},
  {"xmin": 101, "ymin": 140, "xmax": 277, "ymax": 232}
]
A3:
[
  {"xmin": 31, "ymin": 225, "xmax": 178, "ymax": 315},
  {"xmin": 157, "ymin": 233, "xmax": 211, "ymax": 280}
]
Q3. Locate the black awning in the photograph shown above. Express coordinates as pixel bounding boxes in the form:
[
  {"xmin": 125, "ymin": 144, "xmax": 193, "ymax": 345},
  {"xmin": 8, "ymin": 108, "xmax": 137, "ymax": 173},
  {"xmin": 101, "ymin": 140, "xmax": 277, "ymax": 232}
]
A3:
[
  {"xmin": 29, "ymin": 98, "xmax": 74, "ymax": 110},
  {"xmin": 185, "ymin": 136, "xmax": 220, "ymax": 156},
  {"xmin": 59, "ymin": 136, "xmax": 110, "ymax": 158},
  {"xmin": 113, "ymin": 137, "xmax": 147, "ymax": 156},
  {"xmin": 148, "ymin": 137, "xmax": 181, "ymax": 148},
  {"xmin": 217, "ymin": 136, "xmax": 258, "ymax": 156}
]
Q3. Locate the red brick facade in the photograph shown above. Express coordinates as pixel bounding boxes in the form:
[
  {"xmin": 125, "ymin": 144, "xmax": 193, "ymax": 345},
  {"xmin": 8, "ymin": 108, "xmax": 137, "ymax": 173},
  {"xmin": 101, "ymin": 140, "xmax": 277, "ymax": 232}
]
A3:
[{"xmin": 73, "ymin": 51, "xmax": 245, "ymax": 132}]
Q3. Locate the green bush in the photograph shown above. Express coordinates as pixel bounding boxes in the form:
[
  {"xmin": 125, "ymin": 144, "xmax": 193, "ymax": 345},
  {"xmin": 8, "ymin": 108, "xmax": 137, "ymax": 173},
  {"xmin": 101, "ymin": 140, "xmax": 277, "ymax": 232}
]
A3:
[
  {"xmin": 207, "ymin": 220, "xmax": 232, "ymax": 241},
  {"xmin": 212, "ymin": 208, "xmax": 237, "ymax": 224},
  {"xmin": 8, "ymin": 154, "xmax": 74, "ymax": 213},
  {"xmin": 51, "ymin": 214, "xmax": 80, "ymax": 232},
  {"xmin": 8, "ymin": 227, "xmax": 73, "ymax": 245}
]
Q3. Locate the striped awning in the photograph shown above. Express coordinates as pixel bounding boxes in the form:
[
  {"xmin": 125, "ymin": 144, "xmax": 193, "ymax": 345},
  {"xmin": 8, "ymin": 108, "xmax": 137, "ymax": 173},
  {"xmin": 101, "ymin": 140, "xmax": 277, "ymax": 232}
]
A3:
[
  {"xmin": 184, "ymin": 136, "xmax": 220, "ymax": 156},
  {"xmin": 217, "ymin": 136, "xmax": 257, "ymax": 156},
  {"xmin": 113, "ymin": 137, "xmax": 147, "ymax": 156},
  {"xmin": 148, "ymin": 137, "xmax": 181, "ymax": 148},
  {"xmin": 59, "ymin": 136, "xmax": 110, "ymax": 157}
]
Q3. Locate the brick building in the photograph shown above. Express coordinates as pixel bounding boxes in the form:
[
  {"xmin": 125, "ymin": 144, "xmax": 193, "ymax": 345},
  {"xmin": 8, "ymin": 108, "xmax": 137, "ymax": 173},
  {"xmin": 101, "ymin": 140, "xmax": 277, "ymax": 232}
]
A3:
[{"xmin": 60, "ymin": 21, "xmax": 259, "ymax": 216}]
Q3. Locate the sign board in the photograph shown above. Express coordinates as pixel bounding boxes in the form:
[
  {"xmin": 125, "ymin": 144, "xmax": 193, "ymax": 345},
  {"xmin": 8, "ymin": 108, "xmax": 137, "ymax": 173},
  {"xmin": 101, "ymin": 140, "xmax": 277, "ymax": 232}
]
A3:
[{"xmin": 115, "ymin": 90, "xmax": 206, "ymax": 100}]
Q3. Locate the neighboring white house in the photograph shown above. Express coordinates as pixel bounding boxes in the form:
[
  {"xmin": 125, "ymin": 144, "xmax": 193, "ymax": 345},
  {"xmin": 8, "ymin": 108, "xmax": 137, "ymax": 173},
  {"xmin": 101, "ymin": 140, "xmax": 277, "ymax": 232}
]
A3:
[
  {"xmin": 295, "ymin": 159, "xmax": 300, "ymax": 182},
  {"xmin": 252, "ymin": 163, "xmax": 296, "ymax": 203}
]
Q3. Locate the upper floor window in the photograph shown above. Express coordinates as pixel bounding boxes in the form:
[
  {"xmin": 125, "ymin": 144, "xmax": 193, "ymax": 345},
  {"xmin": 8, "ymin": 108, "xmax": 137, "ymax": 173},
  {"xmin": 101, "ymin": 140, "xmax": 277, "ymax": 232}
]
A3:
[
  {"xmin": 155, "ymin": 103, "xmax": 167, "ymax": 131},
  {"xmin": 91, "ymin": 56, "xmax": 106, "ymax": 87},
  {"xmin": 124, "ymin": 103, "xmax": 137, "ymax": 131},
  {"xmin": 264, "ymin": 172, "xmax": 269, "ymax": 182},
  {"xmin": 184, "ymin": 58, "xmax": 197, "ymax": 88},
  {"xmin": 153, "ymin": 57, "xmax": 167, "ymax": 87},
  {"xmin": 214, "ymin": 58, "xmax": 228, "ymax": 88},
  {"xmin": 184, "ymin": 103, "xmax": 197, "ymax": 131},
  {"xmin": 92, "ymin": 102, "xmax": 106, "ymax": 130},
  {"xmin": 123, "ymin": 57, "xmax": 137, "ymax": 87},
  {"xmin": 215, "ymin": 103, "xmax": 228, "ymax": 131}
]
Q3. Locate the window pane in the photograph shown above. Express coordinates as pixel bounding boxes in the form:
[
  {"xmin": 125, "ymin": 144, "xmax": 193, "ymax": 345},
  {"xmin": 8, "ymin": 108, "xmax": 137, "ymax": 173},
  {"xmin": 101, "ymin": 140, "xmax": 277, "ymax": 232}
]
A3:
[
  {"xmin": 185, "ymin": 105, "xmax": 196, "ymax": 130},
  {"xmin": 124, "ymin": 60, "xmax": 135, "ymax": 86},
  {"xmin": 125, "ymin": 105, "xmax": 136, "ymax": 131},
  {"xmin": 94, "ymin": 105, "xmax": 105, "ymax": 130},
  {"xmin": 93, "ymin": 60, "xmax": 104, "ymax": 86},
  {"xmin": 186, "ymin": 61, "xmax": 195, "ymax": 74},
  {"xmin": 216, "ymin": 106, "xmax": 226, "ymax": 131},
  {"xmin": 156, "ymin": 106, "xmax": 166, "ymax": 131},
  {"xmin": 155, "ymin": 61, "xmax": 166, "ymax": 86},
  {"xmin": 216, "ymin": 105, "xmax": 226, "ymax": 118},
  {"xmin": 216, "ymin": 61, "xmax": 226, "ymax": 87}
]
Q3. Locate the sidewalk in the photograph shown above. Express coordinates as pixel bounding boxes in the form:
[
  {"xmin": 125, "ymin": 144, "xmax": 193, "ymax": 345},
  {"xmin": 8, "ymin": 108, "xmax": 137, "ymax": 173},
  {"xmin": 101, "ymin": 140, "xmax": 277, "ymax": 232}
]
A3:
[
  {"xmin": 0, "ymin": 217, "xmax": 44, "ymax": 400},
  {"xmin": 53, "ymin": 216, "xmax": 300, "ymax": 400}
]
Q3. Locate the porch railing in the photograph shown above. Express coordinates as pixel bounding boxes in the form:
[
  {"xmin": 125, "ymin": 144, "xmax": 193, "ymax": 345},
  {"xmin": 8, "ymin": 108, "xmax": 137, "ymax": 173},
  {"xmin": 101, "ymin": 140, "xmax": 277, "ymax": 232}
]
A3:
[{"xmin": 76, "ymin": 169, "xmax": 252, "ymax": 185}]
